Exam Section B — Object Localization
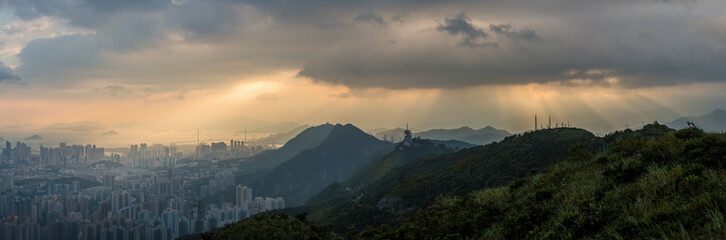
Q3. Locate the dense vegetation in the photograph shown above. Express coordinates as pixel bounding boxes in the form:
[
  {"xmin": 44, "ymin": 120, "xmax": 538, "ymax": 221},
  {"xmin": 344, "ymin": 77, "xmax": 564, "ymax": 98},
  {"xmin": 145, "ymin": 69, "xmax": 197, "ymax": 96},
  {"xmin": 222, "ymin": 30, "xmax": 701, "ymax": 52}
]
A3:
[
  {"xmin": 346, "ymin": 138, "xmax": 470, "ymax": 189},
  {"xmin": 213, "ymin": 214, "xmax": 340, "ymax": 240},
  {"xmin": 213, "ymin": 123, "xmax": 726, "ymax": 239}
]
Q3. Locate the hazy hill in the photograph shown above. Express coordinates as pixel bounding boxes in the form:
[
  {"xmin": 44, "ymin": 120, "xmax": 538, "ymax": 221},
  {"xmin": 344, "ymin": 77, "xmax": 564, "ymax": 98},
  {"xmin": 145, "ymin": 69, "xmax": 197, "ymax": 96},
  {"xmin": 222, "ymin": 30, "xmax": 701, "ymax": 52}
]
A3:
[
  {"xmin": 666, "ymin": 109, "xmax": 726, "ymax": 132},
  {"xmin": 416, "ymin": 126, "xmax": 510, "ymax": 145},
  {"xmin": 253, "ymin": 124, "xmax": 394, "ymax": 206},
  {"xmin": 306, "ymin": 138, "xmax": 474, "ymax": 205},
  {"xmin": 251, "ymin": 121, "xmax": 305, "ymax": 133},
  {"xmin": 373, "ymin": 128, "xmax": 406, "ymax": 142},
  {"xmin": 239, "ymin": 124, "xmax": 334, "ymax": 174},
  {"xmin": 255, "ymin": 124, "xmax": 311, "ymax": 145}
]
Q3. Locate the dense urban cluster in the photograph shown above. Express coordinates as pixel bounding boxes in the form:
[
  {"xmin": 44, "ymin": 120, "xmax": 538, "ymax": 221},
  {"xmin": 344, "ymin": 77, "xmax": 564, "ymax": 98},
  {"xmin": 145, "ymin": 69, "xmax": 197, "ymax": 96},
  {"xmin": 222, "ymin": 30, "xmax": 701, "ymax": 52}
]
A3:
[{"xmin": 0, "ymin": 140, "xmax": 283, "ymax": 240}]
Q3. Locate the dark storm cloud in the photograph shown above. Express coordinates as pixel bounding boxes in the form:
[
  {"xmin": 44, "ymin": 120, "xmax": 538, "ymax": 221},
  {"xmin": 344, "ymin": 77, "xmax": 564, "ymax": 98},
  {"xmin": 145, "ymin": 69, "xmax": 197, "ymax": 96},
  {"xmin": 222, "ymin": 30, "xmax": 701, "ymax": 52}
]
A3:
[
  {"xmin": 11, "ymin": 0, "xmax": 171, "ymax": 27},
  {"xmin": 437, "ymin": 12, "xmax": 488, "ymax": 47},
  {"xmin": 167, "ymin": 0, "xmax": 242, "ymax": 36},
  {"xmin": 354, "ymin": 10, "xmax": 386, "ymax": 26},
  {"xmin": 17, "ymin": 34, "xmax": 102, "ymax": 80},
  {"xmin": 0, "ymin": 61, "xmax": 21, "ymax": 82}
]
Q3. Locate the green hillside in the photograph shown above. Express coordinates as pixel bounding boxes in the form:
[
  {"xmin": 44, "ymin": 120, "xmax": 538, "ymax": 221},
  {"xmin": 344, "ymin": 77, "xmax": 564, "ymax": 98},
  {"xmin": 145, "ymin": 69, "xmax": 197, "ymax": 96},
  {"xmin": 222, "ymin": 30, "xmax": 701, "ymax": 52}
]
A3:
[{"xmin": 346, "ymin": 138, "xmax": 468, "ymax": 188}]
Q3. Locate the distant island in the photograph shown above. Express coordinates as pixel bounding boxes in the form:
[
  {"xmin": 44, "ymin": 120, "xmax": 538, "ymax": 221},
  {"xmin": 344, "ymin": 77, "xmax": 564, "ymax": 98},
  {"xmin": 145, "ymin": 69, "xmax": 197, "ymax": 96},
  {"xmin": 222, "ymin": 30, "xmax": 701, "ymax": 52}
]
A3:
[{"xmin": 24, "ymin": 135, "xmax": 42, "ymax": 140}]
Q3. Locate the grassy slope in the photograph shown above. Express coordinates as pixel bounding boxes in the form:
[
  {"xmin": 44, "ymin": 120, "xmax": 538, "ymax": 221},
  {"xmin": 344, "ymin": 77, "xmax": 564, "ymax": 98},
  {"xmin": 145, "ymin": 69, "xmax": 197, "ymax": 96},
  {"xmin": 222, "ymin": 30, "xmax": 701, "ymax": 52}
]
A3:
[{"xmin": 362, "ymin": 125, "xmax": 726, "ymax": 239}]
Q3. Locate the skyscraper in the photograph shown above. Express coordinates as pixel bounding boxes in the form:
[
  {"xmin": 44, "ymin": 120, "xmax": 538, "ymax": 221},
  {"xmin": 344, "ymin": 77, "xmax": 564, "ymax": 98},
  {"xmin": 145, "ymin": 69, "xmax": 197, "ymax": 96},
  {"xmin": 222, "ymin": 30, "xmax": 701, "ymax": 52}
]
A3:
[{"xmin": 3, "ymin": 141, "xmax": 10, "ymax": 158}]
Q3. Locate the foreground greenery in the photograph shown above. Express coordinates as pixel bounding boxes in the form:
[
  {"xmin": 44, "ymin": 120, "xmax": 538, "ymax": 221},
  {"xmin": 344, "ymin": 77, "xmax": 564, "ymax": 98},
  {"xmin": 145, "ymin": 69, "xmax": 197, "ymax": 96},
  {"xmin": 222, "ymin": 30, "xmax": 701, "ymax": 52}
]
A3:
[
  {"xmin": 213, "ymin": 213, "xmax": 340, "ymax": 240},
  {"xmin": 213, "ymin": 124, "xmax": 726, "ymax": 239}
]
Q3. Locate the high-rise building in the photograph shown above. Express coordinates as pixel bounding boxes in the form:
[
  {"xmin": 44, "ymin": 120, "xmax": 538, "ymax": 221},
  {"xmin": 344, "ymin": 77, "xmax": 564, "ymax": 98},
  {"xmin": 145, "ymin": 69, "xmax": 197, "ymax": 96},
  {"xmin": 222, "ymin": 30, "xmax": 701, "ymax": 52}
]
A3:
[
  {"xmin": 72, "ymin": 181, "xmax": 80, "ymax": 192},
  {"xmin": 103, "ymin": 175, "xmax": 115, "ymax": 189},
  {"xmin": 0, "ymin": 174, "xmax": 13, "ymax": 192},
  {"xmin": 3, "ymin": 141, "xmax": 10, "ymax": 158},
  {"xmin": 235, "ymin": 185, "xmax": 252, "ymax": 207}
]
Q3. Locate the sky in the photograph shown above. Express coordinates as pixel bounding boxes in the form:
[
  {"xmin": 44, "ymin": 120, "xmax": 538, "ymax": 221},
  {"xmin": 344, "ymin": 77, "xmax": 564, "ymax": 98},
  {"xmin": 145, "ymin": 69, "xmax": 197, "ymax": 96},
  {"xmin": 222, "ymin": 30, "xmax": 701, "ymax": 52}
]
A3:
[{"xmin": 0, "ymin": 0, "xmax": 725, "ymax": 146}]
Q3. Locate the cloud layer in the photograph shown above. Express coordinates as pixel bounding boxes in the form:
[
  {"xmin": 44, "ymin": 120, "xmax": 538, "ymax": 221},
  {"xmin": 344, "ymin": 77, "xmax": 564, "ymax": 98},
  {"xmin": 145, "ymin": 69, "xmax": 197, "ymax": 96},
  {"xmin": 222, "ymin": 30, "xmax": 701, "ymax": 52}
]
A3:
[{"xmin": 2, "ymin": 0, "xmax": 726, "ymax": 91}]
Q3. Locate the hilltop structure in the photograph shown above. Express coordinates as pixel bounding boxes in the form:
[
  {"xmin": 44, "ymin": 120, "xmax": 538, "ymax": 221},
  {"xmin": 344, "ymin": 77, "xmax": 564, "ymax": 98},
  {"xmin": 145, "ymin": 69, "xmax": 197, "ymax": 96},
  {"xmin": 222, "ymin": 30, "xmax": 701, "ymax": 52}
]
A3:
[{"xmin": 403, "ymin": 124, "xmax": 413, "ymax": 146}]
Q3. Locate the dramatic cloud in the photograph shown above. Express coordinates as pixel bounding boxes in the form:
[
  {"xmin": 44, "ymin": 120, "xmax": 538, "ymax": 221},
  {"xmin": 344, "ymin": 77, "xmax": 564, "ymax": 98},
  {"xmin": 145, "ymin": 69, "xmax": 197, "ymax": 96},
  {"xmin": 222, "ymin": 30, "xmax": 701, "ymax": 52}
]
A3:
[
  {"xmin": 437, "ymin": 12, "xmax": 489, "ymax": 47},
  {"xmin": 17, "ymin": 33, "xmax": 102, "ymax": 81},
  {"xmin": 4, "ymin": 0, "xmax": 726, "ymax": 91}
]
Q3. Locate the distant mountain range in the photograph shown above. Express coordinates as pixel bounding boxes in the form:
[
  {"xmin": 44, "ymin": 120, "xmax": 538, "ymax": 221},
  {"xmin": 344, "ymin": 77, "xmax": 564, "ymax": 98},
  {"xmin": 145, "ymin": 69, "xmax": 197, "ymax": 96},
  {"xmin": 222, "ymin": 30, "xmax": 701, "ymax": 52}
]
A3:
[
  {"xmin": 373, "ymin": 128, "xmax": 407, "ymax": 142},
  {"xmin": 254, "ymin": 124, "xmax": 311, "ymax": 145},
  {"xmin": 101, "ymin": 130, "xmax": 119, "ymax": 136},
  {"xmin": 665, "ymin": 109, "xmax": 726, "ymax": 132},
  {"xmin": 415, "ymin": 126, "xmax": 511, "ymax": 145},
  {"xmin": 251, "ymin": 121, "xmax": 306, "ymax": 133}
]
